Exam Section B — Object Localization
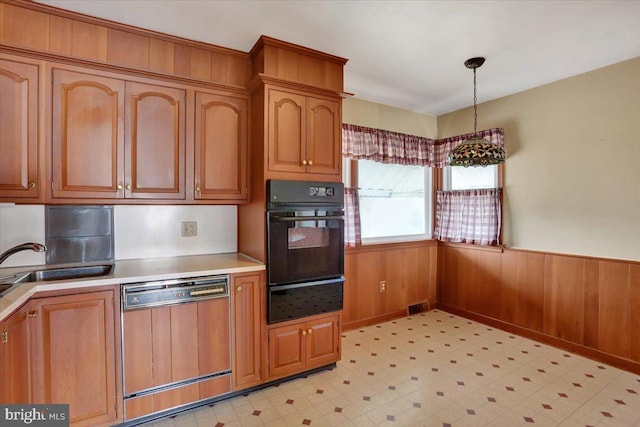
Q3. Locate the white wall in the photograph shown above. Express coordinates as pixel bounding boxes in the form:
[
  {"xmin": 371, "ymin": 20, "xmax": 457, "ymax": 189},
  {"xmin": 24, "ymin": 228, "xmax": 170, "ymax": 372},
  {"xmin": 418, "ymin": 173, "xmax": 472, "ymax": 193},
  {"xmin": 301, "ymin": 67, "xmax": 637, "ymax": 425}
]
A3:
[
  {"xmin": 114, "ymin": 205, "xmax": 236, "ymax": 260},
  {"xmin": 0, "ymin": 204, "xmax": 46, "ymax": 268},
  {"xmin": 438, "ymin": 57, "xmax": 640, "ymax": 261},
  {"xmin": 0, "ymin": 204, "xmax": 237, "ymax": 268}
]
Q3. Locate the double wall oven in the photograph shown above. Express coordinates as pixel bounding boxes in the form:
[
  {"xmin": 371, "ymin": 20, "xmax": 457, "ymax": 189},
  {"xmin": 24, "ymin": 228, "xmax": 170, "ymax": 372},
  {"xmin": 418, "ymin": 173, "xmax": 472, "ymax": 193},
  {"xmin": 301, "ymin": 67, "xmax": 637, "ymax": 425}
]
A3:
[{"xmin": 266, "ymin": 180, "xmax": 345, "ymax": 324}]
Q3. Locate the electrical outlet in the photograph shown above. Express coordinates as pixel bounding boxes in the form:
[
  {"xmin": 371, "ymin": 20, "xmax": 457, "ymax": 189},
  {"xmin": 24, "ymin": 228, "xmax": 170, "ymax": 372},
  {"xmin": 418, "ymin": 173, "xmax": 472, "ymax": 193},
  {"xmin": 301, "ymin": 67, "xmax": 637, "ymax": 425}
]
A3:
[
  {"xmin": 380, "ymin": 280, "xmax": 386, "ymax": 292},
  {"xmin": 181, "ymin": 221, "xmax": 197, "ymax": 237}
]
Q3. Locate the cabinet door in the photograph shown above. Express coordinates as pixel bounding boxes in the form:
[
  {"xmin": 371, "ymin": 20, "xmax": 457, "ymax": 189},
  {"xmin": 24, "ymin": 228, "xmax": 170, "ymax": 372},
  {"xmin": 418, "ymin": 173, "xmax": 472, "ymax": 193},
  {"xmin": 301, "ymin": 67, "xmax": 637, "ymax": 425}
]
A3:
[
  {"xmin": 30, "ymin": 291, "xmax": 117, "ymax": 427},
  {"xmin": 268, "ymin": 322, "xmax": 305, "ymax": 379},
  {"xmin": 267, "ymin": 89, "xmax": 306, "ymax": 173},
  {"xmin": 0, "ymin": 59, "xmax": 39, "ymax": 199},
  {"xmin": 194, "ymin": 91, "xmax": 248, "ymax": 200},
  {"xmin": 231, "ymin": 273, "xmax": 262, "ymax": 390},
  {"xmin": 125, "ymin": 82, "xmax": 186, "ymax": 199},
  {"xmin": 52, "ymin": 69, "xmax": 125, "ymax": 199},
  {"xmin": 306, "ymin": 97, "xmax": 341, "ymax": 175},
  {"xmin": 305, "ymin": 314, "xmax": 340, "ymax": 370},
  {"xmin": 0, "ymin": 303, "xmax": 32, "ymax": 403}
]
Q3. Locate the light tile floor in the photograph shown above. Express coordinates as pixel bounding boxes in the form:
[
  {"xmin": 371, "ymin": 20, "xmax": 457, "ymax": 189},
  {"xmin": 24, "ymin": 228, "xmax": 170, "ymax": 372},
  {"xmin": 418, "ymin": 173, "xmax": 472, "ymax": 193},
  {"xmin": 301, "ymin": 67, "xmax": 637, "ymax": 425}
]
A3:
[{"xmin": 148, "ymin": 310, "xmax": 640, "ymax": 427}]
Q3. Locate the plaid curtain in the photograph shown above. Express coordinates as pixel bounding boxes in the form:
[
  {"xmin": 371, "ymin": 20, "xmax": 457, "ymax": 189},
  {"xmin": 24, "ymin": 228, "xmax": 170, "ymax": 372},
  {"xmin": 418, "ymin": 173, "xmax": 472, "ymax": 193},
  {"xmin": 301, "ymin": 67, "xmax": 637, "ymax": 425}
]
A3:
[
  {"xmin": 342, "ymin": 123, "xmax": 433, "ymax": 165},
  {"xmin": 342, "ymin": 124, "xmax": 504, "ymax": 167},
  {"xmin": 433, "ymin": 188, "xmax": 502, "ymax": 245},
  {"xmin": 344, "ymin": 187, "xmax": 361, "ymax": 247}
]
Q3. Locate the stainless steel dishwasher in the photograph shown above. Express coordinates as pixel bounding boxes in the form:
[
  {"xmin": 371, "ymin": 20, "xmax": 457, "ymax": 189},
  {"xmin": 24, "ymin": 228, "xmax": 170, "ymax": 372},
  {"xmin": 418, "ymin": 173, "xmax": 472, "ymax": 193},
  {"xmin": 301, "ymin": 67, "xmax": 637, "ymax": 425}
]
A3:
[{"xmin": 121, "ymin": 275, "xmax": 231, "ymax": 422}]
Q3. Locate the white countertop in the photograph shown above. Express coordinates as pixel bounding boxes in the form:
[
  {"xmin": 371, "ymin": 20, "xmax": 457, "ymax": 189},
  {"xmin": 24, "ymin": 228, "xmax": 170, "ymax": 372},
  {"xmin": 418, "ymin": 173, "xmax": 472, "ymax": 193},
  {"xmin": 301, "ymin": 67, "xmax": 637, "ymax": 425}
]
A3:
[{"xmin": 0, "ymin": 253, "xmax": 265, "ymax": 321}]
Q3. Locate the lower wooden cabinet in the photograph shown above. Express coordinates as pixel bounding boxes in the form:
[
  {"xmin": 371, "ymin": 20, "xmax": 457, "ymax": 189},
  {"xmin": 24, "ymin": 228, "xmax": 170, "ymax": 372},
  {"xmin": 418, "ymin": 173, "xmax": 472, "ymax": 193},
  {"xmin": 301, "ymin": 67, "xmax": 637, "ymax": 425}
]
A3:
[
  {"xmin": 231, "ymin": 273, "xmax": 263, "ymax": 390},
  {"xmin": 0, "ymin": 290, "xmax": 118, "ymax": 427},
  {"xmin": 0, "ymin": 302, "xmax": 32, "ymax": 404},
  {"xmin": 267, "ymin": 313, "xmax": 340, "ymax": 380}
]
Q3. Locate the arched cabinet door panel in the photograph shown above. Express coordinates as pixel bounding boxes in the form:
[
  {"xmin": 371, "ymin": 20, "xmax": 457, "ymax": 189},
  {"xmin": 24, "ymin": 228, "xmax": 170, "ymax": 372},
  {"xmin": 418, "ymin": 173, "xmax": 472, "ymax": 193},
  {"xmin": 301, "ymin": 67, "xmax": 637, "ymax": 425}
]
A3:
[
  {"xmin": 268, "ymin": 90, "xmax": 306, "ymax": 174},
  {"xmin": 51, "ymin": 68, "xmax": 125, "ymax": 199},
  {"xmin": 0, "ymin": 59, "xmax": 40, "ymax": 200},
  {"xmin": 194, "ymin": 90, "xmax": 248, "ymax": 201},
  {"xmin": 306, "ymin": 97, "xmax": 340, "ymax": 175},
  {"xmin": 125, "ymin": 82, "xmax": 186, "ymax": 200}
]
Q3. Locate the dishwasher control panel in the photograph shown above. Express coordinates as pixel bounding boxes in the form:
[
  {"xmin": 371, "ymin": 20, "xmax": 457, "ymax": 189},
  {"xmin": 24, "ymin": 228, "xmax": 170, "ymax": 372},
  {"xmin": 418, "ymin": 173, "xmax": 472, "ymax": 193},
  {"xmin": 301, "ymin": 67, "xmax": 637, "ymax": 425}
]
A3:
[{"xmin": 122, "ymin": 275, "xmax": 228, "ymax": 310}]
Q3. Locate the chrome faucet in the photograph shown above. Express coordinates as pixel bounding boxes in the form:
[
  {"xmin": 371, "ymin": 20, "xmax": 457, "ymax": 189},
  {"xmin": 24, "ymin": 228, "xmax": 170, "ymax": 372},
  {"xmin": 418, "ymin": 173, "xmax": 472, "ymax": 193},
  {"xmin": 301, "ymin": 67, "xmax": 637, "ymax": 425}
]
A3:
[{"xmin": 0, "ymin": 243, "xmax": 47, "ymax": 266}]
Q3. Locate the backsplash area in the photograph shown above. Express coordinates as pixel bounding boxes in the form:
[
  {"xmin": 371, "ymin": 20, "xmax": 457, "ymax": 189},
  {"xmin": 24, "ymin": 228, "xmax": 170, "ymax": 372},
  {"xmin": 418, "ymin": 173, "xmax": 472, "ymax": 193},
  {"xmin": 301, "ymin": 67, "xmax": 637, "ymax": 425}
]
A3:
[{"xmin": 0, "ymin": 204, "xmax": 237, "ymax": 268}]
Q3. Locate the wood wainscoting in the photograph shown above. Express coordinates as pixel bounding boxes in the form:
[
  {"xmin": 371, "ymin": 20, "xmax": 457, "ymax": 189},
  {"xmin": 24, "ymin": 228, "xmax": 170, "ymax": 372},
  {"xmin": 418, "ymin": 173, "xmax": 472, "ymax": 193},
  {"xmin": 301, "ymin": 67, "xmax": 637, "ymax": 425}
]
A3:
[
  {"xmin": 437, "ymin": 243, "xmax": 640, "ymax": 374},
  {"xmin": 343, "ymin": 240, "xmax": 438, "ymax": 331}
]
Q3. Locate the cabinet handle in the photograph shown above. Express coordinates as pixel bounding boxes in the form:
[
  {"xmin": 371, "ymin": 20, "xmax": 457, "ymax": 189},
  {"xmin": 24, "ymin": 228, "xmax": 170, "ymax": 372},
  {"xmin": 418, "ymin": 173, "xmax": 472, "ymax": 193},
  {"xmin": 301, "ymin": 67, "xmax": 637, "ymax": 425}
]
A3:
[
  {"xmin": 196, "ymin": 186, "xmax": 201, "ymax": 192},
  {"xmin": 125, "ymin": 184, "xmax": 132, "ymax": 190},
  {"xmin": 27, "ymin": 311, "xmax": 37, "ymax": 319},
  {"xmin": 236, "ymin": 286, "xmax": 242, "ymax": 292},
  {"xmin": 307, "ymin": 328, "xmax": 313, "ymax": 335},
  {"xmin": 301, "ymin": 330, "xmax": 307, "ymax": 336},
  {"xmin": 308, "ymin": 160, "xmax": 313, "ymax": 166},
  {"xmin": 29, "ymin": 181, "xmax": 36, "ymax": 188},
  {"xmin": 302, "ymin": 160, "xmax": 307, "ymax": 165},
  {"xmin": 117, "ymin": 184, "xmax": 123, "ymax": 190}
]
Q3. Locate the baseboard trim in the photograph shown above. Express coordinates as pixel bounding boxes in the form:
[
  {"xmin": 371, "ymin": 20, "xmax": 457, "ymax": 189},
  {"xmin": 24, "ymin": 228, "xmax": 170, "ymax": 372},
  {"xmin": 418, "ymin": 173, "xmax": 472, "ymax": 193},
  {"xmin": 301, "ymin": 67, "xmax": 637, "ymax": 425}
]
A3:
[
  {"xmin": 342, "ymin": 309, "xmax": 408, "ymax": 331},
  {"xmin": 437, "ymin": 303, "xmax": 640, "ymax": 375}
]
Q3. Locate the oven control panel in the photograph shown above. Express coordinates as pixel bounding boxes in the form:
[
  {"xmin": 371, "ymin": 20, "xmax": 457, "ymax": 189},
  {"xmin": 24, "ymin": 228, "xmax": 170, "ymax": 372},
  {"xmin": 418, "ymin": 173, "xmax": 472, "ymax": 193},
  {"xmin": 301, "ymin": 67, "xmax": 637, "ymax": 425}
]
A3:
[
  {"xmin": 268, "ymin": 179, "xmax": 344, "ymax": 208},
  {"xmin": 308, "ymin": 186, "xmax": 335, "ymax": 197}
]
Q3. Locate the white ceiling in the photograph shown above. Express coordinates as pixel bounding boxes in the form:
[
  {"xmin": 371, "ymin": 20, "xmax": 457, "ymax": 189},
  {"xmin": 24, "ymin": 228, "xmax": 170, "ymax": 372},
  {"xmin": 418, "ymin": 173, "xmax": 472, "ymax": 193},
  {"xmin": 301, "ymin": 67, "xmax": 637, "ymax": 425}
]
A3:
[{"xmin": 37, "ymin": 0, "xmax": 640, "ymax": 116}]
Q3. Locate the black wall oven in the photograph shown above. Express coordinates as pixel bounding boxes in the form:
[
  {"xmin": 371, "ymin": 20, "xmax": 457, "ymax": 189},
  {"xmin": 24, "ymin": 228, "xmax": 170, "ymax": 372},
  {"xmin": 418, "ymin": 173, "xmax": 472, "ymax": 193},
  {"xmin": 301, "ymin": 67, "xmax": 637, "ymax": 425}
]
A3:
[{"xmin": 266, "ymin": 180, "xmax": 345, "ymax": 324}]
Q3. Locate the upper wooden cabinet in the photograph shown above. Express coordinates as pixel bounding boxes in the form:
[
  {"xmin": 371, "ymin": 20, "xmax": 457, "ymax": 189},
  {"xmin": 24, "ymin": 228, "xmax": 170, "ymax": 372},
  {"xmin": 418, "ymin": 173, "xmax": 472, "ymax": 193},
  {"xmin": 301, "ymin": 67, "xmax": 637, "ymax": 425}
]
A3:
[
  {"xmin": 0, "ymin": 58, "xmax": 40, "ymax": 201},
  {"xmin": 267, "ymin": 88, "xmax": 341, "ymax": 177},
  {"xmin": 194, "ymin": 90, "xmax": 248, "ymax": 201},
  {"xmin": 51, "ymin": 67, "xmax": 186, "ymax": 201}
]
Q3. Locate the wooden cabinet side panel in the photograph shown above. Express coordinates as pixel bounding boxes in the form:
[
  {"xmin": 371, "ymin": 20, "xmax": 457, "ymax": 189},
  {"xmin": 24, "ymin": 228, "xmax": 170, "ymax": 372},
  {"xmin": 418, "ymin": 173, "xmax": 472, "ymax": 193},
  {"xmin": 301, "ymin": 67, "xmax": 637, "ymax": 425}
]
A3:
[
  {"xmin": 194, "ymin": 91, "xmax": 248, "ymax": 200},
  {"xmin": 197, "ymin": 297, "xmax": 230, "ymax": 376},
  {"xmin": 125, "ymin": 81, "xmax": 186, "ymax": 199},
  {"xmin": 51, "ymin": 68, "xmax": 125, "ymax": 199},
  {"xmin": 30, "ymin": 291, "xmax": 116, "ymax": 427},
  {"xmin": 0, "ymin": 59, "xmax": 39, "ymax": 199},
  {"xmin": 122, "ymin": 309, "xmax": 153, "ymax": 394},
  {"xmin": 169, "ymin": 303, "xmax": 199, "ymax": 382},
  {"xmin": 231, "ymin": 273, "xmax": 262, "ymax": 389}
]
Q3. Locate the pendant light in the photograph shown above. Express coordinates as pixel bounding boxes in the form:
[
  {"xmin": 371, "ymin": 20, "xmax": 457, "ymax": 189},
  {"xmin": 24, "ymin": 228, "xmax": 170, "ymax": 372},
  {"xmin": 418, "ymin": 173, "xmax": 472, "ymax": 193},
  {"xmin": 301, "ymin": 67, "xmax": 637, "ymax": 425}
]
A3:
[{"xmin": 448, "ymin": 57, "xmax": 506, "ymax": 167}]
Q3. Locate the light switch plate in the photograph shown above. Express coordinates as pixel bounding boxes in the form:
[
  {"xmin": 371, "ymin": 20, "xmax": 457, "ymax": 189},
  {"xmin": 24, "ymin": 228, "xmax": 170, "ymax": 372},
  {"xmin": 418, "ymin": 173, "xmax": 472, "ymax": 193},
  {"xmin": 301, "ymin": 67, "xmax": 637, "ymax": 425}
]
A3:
[{"xmin": 181, "ymin": 221, "xmax": 197, "ymax": 237}]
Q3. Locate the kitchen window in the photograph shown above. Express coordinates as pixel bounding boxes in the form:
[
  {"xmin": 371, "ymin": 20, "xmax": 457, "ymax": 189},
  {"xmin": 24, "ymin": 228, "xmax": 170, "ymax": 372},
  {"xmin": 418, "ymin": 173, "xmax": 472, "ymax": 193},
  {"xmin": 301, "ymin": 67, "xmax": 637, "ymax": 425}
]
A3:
[
  {"xmin": 443, "ymin": 164, "xmax": 499, "ymax": 190},
  {"xmin": 344, "ymin": 159, "xmax": 432, "ymax": 243}
]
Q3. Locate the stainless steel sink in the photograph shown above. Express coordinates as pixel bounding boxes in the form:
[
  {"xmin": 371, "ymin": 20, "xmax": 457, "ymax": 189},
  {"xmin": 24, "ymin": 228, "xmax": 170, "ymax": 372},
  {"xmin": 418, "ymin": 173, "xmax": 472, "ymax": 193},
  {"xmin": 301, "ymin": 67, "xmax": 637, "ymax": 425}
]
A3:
[{"xmin": 0, "ymin": 264, "xmax": 114, "ymax": 289}]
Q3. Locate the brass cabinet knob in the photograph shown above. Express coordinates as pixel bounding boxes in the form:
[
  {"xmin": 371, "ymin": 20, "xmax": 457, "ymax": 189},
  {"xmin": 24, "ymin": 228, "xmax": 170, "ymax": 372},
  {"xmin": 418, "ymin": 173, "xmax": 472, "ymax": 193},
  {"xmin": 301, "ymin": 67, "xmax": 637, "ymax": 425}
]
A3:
[
  {"xmin": 196, "ymin": 186, "xmax": 201, "ymax": 192},
  {"xmin": 302, "ymin": 160, "xmax": 307, "ymax": 165},
  {"xmin": 301, "ymin": 330, "xmax": 307, "ymax": 336},
  {"xmin": 125, "ymin": 184, "xmax": 132, "ymax": 190},
  {"xmin": 29, "ymin": 181, "xmax": 36, "ymax": 188},
  {"xmin": 27, "ymin": 311, "xmax": 37, "ymax": 319},
  {"xmin": 117, "ymin": 184, "xmax": 123, "ymax": 190},
  {"xmin": 307, "ymin": 328, "xmax": 313, "ymax": 335},
  {"xmin": 236, "ymin": 286, "xmax": 242, "ymax": 292},
  {"xmin": 308, "ymin": 160, "xmax": 313, "ymax": 166}
]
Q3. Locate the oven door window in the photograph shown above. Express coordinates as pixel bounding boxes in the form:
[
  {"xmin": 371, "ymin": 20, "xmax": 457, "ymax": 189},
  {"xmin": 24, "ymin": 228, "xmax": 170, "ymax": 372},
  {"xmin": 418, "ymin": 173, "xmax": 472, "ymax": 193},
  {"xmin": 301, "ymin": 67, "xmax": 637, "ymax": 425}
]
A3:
[{"xmin": 267, "ymin": 209, "xmax": 344, "ymax": 285}]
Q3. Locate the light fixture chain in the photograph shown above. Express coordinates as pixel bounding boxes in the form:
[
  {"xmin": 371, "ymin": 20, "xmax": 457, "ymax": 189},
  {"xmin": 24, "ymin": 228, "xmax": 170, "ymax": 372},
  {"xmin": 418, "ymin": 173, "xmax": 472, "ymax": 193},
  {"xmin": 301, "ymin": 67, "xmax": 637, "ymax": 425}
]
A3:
[{"xmin": 473, "ymin": 67, "xmax": 478, "ymax": 134}]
